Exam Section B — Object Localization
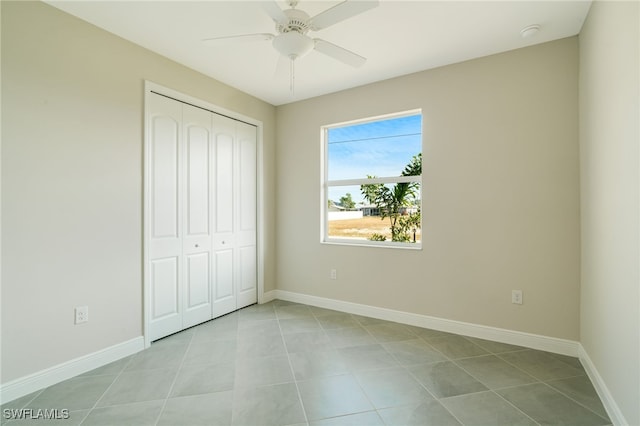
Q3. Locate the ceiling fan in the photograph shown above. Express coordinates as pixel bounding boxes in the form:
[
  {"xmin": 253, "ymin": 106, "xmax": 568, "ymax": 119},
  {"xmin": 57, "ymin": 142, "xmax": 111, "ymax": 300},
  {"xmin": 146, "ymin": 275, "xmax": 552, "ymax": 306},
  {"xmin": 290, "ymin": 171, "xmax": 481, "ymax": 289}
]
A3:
[{"xmin": 203, "ymin": 0, "xmax": 379, "ymax": 92}]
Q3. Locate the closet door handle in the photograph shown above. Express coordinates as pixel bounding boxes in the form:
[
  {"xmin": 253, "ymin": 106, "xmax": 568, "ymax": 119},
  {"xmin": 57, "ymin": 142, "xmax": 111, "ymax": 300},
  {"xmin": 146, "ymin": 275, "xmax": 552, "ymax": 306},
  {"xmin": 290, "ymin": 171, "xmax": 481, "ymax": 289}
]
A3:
[{"xmin": 195, "ymin": 244, "xmax": 199, "ymax": 248}]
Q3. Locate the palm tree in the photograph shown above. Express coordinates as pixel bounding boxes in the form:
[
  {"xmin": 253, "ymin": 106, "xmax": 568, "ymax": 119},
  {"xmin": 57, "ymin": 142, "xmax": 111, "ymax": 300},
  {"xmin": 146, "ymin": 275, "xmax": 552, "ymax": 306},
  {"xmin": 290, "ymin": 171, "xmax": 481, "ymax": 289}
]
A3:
[{"xmin": 361, "ymin": 153, "xmax": 422, "ymax": 242}]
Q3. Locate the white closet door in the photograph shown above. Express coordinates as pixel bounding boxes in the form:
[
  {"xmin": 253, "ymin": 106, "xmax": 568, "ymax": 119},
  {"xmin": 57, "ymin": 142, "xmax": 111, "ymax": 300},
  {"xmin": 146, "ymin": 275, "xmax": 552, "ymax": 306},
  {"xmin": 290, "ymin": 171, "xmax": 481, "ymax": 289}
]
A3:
[
  {"xmin": 182, "ymin": 105, "xmax": 214, "ymax": 328},
  {"xmin": 211, "ymin": 114, "xmax": 237, "ymax": 317},
  {"xmin": 146, "ymin": 88, "xmax": 258, "ymax": 340},
  {"xmin": 148, "ymin": 93, "xmax": 183, "ymax": 341},
  {"xmin": 236, "ymin": 121, "xmax": 258, "ymax": 309}
]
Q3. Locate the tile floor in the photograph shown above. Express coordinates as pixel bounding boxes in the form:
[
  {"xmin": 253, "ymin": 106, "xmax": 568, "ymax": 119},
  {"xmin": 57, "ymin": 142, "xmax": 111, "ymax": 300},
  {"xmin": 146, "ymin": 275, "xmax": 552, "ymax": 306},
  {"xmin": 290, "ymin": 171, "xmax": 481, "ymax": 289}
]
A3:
[{"xmin": 2, "ymin": 300, "xmax": 611, "ymax": 426}]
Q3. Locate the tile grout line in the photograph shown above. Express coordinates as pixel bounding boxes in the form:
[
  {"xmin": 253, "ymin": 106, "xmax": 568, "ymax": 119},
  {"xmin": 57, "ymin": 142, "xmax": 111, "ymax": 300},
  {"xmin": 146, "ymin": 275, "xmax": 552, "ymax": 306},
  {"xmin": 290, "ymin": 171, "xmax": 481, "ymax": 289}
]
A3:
[
  {"xmin": 230, "ymin": 308, "xmax": 245, "ymax": 426},
  {"xmin": 438, "ymin": 348, "xmax": 542, "ymax": 426},
  {"xmin": 336, "ymin": 313, "xmax": 388, "ymax": 423},
  {"xmin": 358, "ymin": 317, "xmax": 494, "ymax": 425},
  {"xmin": 152, "ymin": 331, "xmax": 196, "ymax": 426},
  {"xmin": 443, "ymin": 347, "xmax": 540, "ymax": 425},
  {"xmin": 449, "ymin": 352, "xmax": 539, "ymax": 388},
  {"xmin": 0, "ymin": 387, "xmax": 45, "ymax": 425},
  {"xmin": 399, "ymin": 362, "xmax": 467, "ymax": 425},
  {"xmin": 492, "ymin": 349, "xmax": 566, "ymax": 383},
  {"xmin": 448, "ymin": 347, "xmax": 607, "ymax": 425},
  {"xmin": 1, "ymin": 388, "xmax": 45, "ymax": 426},
  {"xmin": 78, "ymin": 352, "xmax": 135, "ymax": 425},
  {"xmin": 275, "ymin": 302, "xmax": 311, "ymax": 426},
  {"xmin": 369, "ymin": 325, "xmax": 468, "ymax": 426},
  {"xmin": 488, "ymin": 389, "xmax": 542, "ymax": 426},
  {"xmin": 490, "ymin": 345, "xmax": 604, "ymax": 417},
  {"xmin": 385, "ymin": 327, "xmax": 544, "ymax": 426},
  {"xmin": 448, "ymin": 346, "xmax": 546, "ymax": 425},
  {"xmin": 537, "ymin": 381, "xmax": 612, "ymax": 423},
  {"xmin": 306, "ymin": 306, "xmax": 382, "ymax": 423}
]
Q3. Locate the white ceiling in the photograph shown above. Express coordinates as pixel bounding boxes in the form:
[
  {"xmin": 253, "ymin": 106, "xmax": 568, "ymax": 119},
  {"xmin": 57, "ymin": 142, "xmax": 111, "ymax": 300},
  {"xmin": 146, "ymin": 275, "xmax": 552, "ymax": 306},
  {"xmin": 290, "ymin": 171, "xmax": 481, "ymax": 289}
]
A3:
[{"xmin": 45, "ymin": 0, "xmax": 592, "ymax": 106}]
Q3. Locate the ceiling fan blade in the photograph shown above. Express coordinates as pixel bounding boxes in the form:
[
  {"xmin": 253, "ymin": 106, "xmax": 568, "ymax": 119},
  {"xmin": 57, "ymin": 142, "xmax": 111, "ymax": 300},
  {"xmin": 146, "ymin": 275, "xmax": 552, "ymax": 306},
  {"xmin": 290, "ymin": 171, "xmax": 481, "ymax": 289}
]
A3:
[
  {"xmin": 314, "ymin": 39, "xmax": 366, "ymax": 67},
  {"xmin": 261, "ymin": 1, "xmax": 289, "ymax": 26},
  {"xmin": 203, "ymin": 33, "xmax": 275, "ymax": 44},
  {"xmin": 309, "ymin": 0, "xmax": 379, "ymax": 31}
]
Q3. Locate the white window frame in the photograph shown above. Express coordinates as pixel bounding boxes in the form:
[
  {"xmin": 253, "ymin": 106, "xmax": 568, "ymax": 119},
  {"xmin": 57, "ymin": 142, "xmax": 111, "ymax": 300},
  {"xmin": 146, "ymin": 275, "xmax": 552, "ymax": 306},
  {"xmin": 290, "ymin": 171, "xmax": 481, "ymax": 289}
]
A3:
[{"xmin": 321, "ymin": 110, "xmax": 423, "ymax": 249}]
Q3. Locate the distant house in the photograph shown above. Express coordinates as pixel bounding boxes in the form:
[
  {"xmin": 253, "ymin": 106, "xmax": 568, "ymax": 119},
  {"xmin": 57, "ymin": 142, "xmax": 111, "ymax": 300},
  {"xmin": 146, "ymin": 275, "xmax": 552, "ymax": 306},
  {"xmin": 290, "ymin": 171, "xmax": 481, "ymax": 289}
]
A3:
[
  {"xmin": 359, "ymin": 205, "xmax": 418, "ymax": 217},
  {"xmin": 359, "ymin": 205, "xmax": 380, "ymax": 216}
]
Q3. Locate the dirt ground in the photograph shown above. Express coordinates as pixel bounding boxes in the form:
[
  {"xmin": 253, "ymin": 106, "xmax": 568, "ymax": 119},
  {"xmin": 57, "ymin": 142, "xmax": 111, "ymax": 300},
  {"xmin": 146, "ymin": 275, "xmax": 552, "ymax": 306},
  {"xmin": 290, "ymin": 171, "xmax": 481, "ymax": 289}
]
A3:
[{"xmin": 328, "ymin": 216, "xmax": 422, "ymax": 242}]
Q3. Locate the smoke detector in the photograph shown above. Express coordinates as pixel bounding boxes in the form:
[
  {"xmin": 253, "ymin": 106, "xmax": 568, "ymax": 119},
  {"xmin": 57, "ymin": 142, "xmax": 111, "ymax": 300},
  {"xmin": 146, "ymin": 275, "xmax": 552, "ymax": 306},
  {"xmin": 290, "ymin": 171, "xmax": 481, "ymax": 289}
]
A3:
[{"xmin": 520, "ymin": 24, "xmax": 541, "ymax": 38}]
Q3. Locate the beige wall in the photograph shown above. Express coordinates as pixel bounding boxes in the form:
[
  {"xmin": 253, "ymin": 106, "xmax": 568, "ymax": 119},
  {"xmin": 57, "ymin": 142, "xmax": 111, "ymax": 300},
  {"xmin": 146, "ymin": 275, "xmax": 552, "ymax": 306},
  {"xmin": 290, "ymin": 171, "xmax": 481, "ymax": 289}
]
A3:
[
  {"xmin": 1, "ymin": 1, "xmax": 276, "ymax": 383},
  {"xmin": 579, "ymin": 1, "xmax": 640, "ymax": 425},
  {"xmin": 276, "ymin": 37, "xmax": 580, "ymax": 340}
]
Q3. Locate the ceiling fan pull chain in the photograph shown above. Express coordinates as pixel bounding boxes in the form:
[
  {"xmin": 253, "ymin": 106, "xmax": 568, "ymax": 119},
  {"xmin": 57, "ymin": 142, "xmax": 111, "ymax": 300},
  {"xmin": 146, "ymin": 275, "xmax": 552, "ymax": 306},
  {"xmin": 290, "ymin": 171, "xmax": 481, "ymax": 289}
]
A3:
[{"xmin": 290, "ymin": 58, "xmax": 295, "ymax": 95}]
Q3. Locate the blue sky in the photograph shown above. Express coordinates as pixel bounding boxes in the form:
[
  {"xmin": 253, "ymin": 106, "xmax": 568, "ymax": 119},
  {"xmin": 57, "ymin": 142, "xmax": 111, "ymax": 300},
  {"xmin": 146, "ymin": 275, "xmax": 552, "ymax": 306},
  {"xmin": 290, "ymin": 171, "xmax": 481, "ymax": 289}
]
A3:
[{"xmin": 327, "ymin": 113, "xmax": 422, "ymax": 204}]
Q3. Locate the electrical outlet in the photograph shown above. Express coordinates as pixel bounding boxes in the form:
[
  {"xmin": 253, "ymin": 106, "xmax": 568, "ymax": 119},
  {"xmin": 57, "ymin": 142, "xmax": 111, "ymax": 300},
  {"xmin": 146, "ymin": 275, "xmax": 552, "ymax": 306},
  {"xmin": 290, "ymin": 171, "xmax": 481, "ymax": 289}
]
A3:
[
  {"xmin": 511, "ymin": 290, "xmax": 523, "ymax": 305},
  {"xmin": 75, "ymin": 306, "xmax": 89, "ymax": 324},
  {"xmin": 330, "ymin": 269, "xmax": 337, "ymax": 280}
]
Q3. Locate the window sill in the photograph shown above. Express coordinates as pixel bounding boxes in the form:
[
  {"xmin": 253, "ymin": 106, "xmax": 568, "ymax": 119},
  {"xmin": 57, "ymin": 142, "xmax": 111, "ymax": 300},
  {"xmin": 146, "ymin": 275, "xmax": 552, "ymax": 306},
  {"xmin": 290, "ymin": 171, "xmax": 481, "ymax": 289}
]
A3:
[{"xmin": 321, "ymin": 238, "xmax": 422, "ymax": 250}]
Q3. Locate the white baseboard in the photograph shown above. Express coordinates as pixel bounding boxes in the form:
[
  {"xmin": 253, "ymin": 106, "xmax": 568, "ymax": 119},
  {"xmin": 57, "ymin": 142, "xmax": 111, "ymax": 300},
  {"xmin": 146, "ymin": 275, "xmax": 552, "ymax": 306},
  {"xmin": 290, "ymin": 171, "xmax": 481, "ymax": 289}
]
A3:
[
  {"xmin": 578, "ymin": 345, "xmax": 628, "ymax": 426},
  {"xmin": 272, "ymin": 290, "xmax": 580, "ymax": 357},
  {"xmin": 261, "ymin": 289, "xmax": 277, "ymax": 304},
  {"xmin": 0, "ymin": 337, "xmax": 144, "ymax": 405}
]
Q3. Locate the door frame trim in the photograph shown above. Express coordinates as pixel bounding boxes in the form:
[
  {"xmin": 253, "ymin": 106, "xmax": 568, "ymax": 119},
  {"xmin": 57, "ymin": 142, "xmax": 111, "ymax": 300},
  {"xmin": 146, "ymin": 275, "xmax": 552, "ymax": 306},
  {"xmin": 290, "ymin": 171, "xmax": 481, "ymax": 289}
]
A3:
[{"xmin": 143, "ymin": 80, "xmax": 265, "ymax": 348}]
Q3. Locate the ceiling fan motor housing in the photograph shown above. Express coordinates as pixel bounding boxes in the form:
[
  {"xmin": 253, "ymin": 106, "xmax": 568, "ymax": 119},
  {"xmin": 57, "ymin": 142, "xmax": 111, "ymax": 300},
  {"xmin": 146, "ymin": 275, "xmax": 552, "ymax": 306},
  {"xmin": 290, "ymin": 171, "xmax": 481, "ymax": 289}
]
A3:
[{"xmin": 276, "ymin": 8, "xmax": 311, "ymax": 35}]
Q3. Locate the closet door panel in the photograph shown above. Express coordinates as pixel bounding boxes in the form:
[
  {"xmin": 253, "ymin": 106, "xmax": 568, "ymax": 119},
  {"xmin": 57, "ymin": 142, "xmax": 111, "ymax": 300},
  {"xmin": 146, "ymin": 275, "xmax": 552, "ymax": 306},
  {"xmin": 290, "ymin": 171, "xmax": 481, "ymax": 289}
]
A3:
[
  {"xmin": 151, "ymin": 117, "xmax": 180, "ymax": 240},
  {"xmin": 184, "ymin": 252, "xmax": 211, "ymax": 323},
  {"xmin": 212, "ymin": 249, "xmax": 236, "ymax": 317},
  {"xmin": 212, "ymin": 114, "xmax": 238, "ymax": 317},
  {"xmin": 186, "ymin": 127, "xmax": 210, "ymax": 236},
  {"xmin": 151, "ymin": 257, "xmax": 179, "ymax": 318},
  {"xmin": 213, "ymin": 120, "xmax": 235, "ymax": 237},
  {"xmin": 236, "ymin": 121, "xmax": 257, "ymax": 308},
  {"xmin": 237, "ymin": 245, "xmax": 257, "ymax": 308},
  {"xmin": 182, "ymin": 105, "xmax": 213, "ymax": 328},
  {"xmin": 238, "ymin": 129, "xmax": 257, "ymax": 240},
  {"xmin": 149, "ymin": 256, "xmax": 181, "ymax": 340},
  {"xmin": 148, "ymin": 93, "xmax": 183, "ymax": 340}
]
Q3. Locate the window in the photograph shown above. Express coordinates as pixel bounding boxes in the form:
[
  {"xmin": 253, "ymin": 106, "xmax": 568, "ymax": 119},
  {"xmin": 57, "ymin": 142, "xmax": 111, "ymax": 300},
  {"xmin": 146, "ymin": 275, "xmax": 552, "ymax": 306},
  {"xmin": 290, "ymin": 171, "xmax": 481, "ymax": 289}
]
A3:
[{"xmin": 322, "ymin": 110, "xmax": 423, "ymax": 248}]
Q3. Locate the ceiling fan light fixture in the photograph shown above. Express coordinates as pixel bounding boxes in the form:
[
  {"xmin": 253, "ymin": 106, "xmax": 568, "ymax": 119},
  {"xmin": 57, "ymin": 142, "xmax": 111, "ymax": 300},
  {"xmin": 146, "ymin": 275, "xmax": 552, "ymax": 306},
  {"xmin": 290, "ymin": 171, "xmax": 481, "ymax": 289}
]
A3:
[{"xmin": 272, "ymin": 32, "xmax": 314, "ymax": 60}]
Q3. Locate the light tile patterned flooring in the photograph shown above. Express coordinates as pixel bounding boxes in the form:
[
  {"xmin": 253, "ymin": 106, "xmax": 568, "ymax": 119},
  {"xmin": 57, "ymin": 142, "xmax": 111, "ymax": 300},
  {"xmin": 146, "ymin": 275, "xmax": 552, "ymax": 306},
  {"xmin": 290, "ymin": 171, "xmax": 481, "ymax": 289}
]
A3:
[{"xmin": 2, "ymin": 300, "xmax": 611, "ymax": 425}]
